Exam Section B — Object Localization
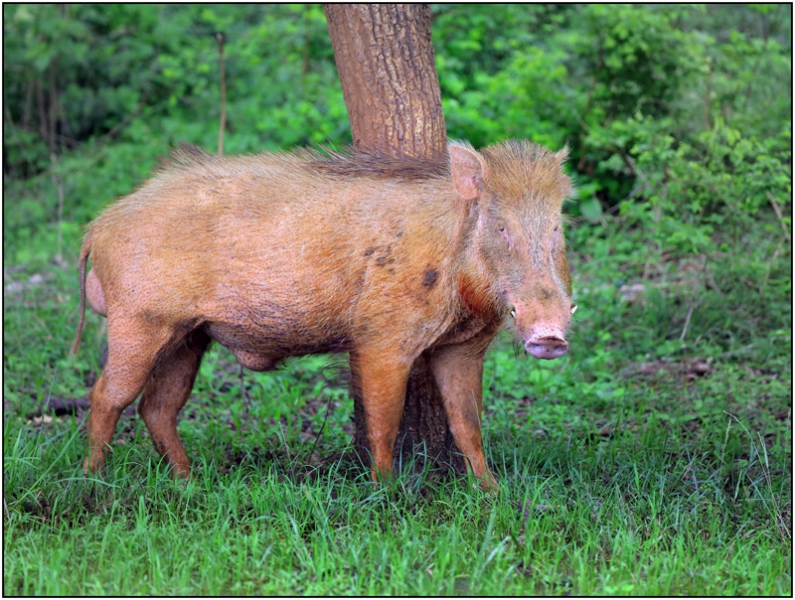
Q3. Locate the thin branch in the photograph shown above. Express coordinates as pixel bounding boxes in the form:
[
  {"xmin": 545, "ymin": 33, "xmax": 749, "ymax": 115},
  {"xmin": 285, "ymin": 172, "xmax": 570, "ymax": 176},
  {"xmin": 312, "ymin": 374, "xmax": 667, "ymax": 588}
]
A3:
[
  {"xmin": 37, "ymin": 77, "xmax": 47, "ymax": 146},
  {"xmin": 217, "ymin": 32, "xmax": 226, "ymax": 156},
  {"xmin": 49, "ymin": 59, "xmax": 57, "ymax": 152},
  {"xmin": 760, "ymin": 238, "xmax": 784, "ymax": 299},
  {"xmin": 50, "ymin": 152, "xmax": 65, "ymax": 262},
  {"xmin": 679, "ymin": 299, "xmax": 695, "ymax": 341},
  {"xmin": 302, "ymin": 6, "xmax": 311, "ymax": 96},
  {"xmin": 766, "ymin": 191, "xmax": 790, "ymax": 242}
]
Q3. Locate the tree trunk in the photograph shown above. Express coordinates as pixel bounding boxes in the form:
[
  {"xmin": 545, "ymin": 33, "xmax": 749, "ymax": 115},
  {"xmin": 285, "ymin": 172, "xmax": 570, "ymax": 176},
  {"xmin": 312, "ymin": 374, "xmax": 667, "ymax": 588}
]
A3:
[
  {"xmin": 324, "ymin": 4, "xmax": 466, "ymax": 474},
  {"xmin": 324, "ymin": 4, "xmax": 446, "ymax": 157}
]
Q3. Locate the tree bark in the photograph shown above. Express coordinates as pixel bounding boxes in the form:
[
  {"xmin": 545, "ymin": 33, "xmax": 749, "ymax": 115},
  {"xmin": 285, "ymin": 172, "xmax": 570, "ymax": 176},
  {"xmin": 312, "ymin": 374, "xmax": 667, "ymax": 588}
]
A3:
[
  {"xmin": 324, "ymin": 4, "xmax": 446, "ymax": 158},
  {"xmin": 324, "ymin": 4, "xmax": 465, "ymax": 474}
]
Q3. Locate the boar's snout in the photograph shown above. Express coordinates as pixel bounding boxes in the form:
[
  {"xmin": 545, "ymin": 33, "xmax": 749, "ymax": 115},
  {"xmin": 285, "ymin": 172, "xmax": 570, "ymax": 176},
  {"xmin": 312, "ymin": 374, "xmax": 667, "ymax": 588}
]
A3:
[
  {"xmin": 525, "ymin": 334, "xmax": 569, "ymax": 359},
  {"xmin": 511, "ymin": 300, "xmax": 571, "ymax": 360}
]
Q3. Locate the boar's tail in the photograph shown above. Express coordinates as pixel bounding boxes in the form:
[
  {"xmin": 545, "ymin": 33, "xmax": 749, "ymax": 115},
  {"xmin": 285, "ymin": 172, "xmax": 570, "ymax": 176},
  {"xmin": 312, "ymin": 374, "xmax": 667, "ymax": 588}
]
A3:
[{"xmin": 71, "ymin": 232, "xmax": 93, "ymax": 356}]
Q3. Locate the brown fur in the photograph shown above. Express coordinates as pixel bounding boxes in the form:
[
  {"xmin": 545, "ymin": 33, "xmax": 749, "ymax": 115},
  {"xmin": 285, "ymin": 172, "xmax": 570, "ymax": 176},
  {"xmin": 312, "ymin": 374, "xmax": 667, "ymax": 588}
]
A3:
[
  {"xmin": 74, "ymin": 139, "xmax": 574, "ymax": 488},
  {"xmin": 481, "ymin": 141, "xmax": 571, "ymax": 204}
]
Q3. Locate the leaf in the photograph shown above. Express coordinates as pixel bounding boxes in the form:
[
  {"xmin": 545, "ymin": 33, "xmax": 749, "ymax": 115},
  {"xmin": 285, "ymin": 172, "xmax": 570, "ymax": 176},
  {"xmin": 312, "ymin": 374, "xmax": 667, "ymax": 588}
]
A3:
[{"xmin": 579, "ymin": 197, "xmax": 604, "ymax": 222}]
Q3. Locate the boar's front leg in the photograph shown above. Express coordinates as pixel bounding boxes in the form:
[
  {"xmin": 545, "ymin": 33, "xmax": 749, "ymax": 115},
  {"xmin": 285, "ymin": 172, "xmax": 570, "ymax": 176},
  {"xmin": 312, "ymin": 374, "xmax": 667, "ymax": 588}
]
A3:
[
  {"xmin": 428, "ymin": 342, "xmax": 497, "ymax": 490},
  {"xmin": 350, "ymin": 349, "xmax": 413, "ymax": 483},
  {"xmin": 137, "ymin": 329, "xmax": 210, "ymax": 477}
]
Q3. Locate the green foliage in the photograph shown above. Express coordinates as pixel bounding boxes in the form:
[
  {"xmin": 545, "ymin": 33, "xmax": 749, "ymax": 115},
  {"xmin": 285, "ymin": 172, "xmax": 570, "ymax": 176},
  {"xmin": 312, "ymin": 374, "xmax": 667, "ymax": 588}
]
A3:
[
  {"xmin": 433, "ymin": 4, "xmax": 791, "ymax": 251},
  {"xmin": 586, "ymin": 113, "xmax": 792, "ymax": 257},
  {"xmin": 578, "ymin": 5, "xmax": 697, "ymax": 120},
  {"xmin": 3, "ymin": 4, "xmax": 344, "ymax": 159},
  {"xmin": 3, "ymin": 4, "xmax": 791, "ymax": 265}
]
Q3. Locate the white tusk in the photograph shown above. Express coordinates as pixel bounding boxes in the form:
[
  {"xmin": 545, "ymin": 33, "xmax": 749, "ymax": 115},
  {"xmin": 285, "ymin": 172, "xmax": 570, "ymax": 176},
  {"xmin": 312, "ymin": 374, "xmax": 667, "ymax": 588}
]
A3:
[
  {"xmin": 510, "ymin": 309, "xmax": 516, "ymax": 319},
  {"xmin": 570, "ymin": 304, "xmax": 578, "ymax": 315}
]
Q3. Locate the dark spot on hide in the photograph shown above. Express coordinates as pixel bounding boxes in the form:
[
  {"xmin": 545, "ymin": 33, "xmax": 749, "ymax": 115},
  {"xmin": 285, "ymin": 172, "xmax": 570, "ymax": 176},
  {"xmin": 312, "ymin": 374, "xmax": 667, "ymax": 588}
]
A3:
[
  {"xmin": 141, "ymin": 310, "xmax": 157, "ymax": 323},
  {"xmin": 364, "ymin": 247, "xmax": 375, "ymax": 257},
  {"xmin": 376, "ymin": 256, "xmax": 386, "ymax": 266},
  {"xmin": 423, "ymin": 269, "xmax": 438, "ymax": 287}
]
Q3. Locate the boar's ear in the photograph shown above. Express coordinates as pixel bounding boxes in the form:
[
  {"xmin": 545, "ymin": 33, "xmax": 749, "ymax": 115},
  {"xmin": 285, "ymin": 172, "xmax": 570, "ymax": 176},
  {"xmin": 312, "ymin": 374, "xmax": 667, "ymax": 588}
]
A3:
[
  {"xmin": 450, "ymin": 145, "xmax": 488, "ymax": 200},
  {"xmin": 555, "ymin": 145, "xmax": 573, "ymax": 198}
]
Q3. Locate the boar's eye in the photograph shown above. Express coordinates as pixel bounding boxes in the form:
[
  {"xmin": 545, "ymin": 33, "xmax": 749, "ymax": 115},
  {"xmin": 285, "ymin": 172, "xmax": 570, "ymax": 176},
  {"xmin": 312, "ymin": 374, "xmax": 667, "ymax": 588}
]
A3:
[{"xmin": 498, "ymin": 225, "xmax": 511, "ymax": 246}]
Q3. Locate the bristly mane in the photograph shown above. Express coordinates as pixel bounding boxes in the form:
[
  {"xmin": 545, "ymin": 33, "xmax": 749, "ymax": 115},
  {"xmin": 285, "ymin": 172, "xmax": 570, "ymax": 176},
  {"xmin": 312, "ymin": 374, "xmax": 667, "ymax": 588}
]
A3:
[
  {"xmin": 480, "ymin": 140, "xmax": 570, "ymax": 201},
  {"xmin": 154, "ymin": 141, "xmax": 569, "ymax": 195},
  {"xmin": 155, "ymin": 143, "xmax": 451, "ymax": 182},
  {"xmin": 298, "ymin": 146, "xmax": 451, "ymax": 181},
  {"xmin": 153, "ymin": 143, "xmax": 216, "ymax": 174}
]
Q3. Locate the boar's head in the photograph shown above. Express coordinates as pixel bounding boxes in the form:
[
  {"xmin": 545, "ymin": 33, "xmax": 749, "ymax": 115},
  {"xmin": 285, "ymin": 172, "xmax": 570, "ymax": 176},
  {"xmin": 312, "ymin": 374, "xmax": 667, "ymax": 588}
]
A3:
[{"xmin": 450, "ymin": 140, "xmax": 575, "ymax": 359}]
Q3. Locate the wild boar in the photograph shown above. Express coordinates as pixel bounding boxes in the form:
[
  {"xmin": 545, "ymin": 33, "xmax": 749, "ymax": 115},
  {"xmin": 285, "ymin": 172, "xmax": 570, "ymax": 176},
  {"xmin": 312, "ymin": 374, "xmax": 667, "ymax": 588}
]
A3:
[{"xmin": 72, "ymin": 140, "xmax": 575, "ymax": 487}]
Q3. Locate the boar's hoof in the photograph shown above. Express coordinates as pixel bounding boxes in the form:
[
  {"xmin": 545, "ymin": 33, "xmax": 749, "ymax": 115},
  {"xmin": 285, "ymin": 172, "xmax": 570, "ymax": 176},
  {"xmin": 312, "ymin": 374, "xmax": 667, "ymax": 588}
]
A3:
[
  {"xmin": 525, "ymin": 336, "xmax": 569, "ymax": 360},
  {"xmin": 477, "ymin": 474, "xmax": 499, "ymax": 493}
]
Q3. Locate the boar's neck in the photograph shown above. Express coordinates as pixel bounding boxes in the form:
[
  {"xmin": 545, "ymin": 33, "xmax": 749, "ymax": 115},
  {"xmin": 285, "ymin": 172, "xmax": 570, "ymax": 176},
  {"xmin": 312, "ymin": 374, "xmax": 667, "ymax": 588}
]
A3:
[{"xmin": 454, "ymin": 202, "xmax": 503, "ymax": 325}]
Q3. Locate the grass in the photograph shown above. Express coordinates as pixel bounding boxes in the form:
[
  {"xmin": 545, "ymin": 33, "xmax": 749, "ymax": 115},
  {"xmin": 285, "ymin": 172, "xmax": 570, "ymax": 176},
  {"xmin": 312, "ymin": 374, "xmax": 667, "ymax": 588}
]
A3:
[{"xmin": 3, "ymin": 215, "xmax": 791, "ymax": 595}]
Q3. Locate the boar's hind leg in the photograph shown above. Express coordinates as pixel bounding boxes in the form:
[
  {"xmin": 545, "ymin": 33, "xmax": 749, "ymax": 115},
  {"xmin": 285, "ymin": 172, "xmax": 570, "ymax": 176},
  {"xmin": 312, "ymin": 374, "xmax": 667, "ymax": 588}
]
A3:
[
  {"xmin": 351, "ymin": 349, "xmax": 413, "ymax": 483},
  {"xmin": 85, "ymin": 319, "xmax": 174, "ymax": 472},
  {"xmin": 428, "ymin": 344, "xmax": 497, "ymax": 490},
  {"xmin": 138, "ymin": 329, "xmax": 210, "ymax": 478}
]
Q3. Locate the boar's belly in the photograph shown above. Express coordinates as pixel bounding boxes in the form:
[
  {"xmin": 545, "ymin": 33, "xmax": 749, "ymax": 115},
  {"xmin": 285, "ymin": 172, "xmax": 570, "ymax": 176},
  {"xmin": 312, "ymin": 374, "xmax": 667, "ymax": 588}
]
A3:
[{"xmin": 204, "ymin": 321, "xmax": 350, "ymax": 370}]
